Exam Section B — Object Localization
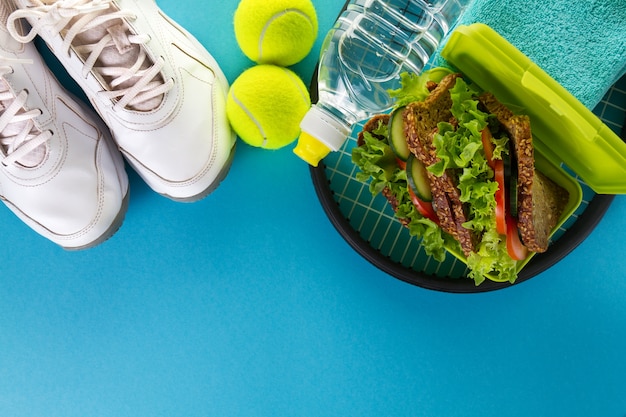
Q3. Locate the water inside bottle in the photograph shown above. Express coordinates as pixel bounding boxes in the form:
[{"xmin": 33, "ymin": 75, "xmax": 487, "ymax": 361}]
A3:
[{"xmin": 317, "ymin": 0, "xmax": 467, "ymax": 121}]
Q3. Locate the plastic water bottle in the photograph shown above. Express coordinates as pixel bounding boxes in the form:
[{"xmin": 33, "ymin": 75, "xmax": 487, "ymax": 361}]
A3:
[{"xmin": 293, "ymin": 0, "xmax": 471, "ymax": 166}]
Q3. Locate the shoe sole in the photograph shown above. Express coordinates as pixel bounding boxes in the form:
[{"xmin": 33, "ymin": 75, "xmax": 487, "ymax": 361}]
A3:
[
  {"xmin": 161, "ymin": 142, "xmax": 237, "ymax": 203},
  {"xmin": 63, "ymin": 188, "xmax": 130, "ymax": 251}
]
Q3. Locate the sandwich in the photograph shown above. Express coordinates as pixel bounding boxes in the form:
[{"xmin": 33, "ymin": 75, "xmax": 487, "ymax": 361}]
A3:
[{"xmin": 352, "ymin": 70, "xmax": 570, "ymax": 284}]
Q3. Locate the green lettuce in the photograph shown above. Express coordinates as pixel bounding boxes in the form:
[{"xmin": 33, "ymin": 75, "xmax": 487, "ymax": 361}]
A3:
[{"xmin": 388, "ymin": 67, "xmax": 456, "ymax": 107}]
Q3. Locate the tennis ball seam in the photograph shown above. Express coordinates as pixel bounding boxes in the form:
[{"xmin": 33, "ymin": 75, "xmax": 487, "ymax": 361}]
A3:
[
  {"xmin": 258, "ymin": 8, "xmax": 315, "ymax": 63},
  {"xmin": 282, "ymin": 67, "xmax": 310, "ymax": 104},
  {"xmin": 230, "ymin": 92, "xmax": 269, "ymax": 147}
]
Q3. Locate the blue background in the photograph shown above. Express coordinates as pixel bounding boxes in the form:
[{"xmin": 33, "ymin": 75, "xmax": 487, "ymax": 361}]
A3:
[{"xmin": 2, "ymin": 1, "xmax": 626, "ymax": 416}]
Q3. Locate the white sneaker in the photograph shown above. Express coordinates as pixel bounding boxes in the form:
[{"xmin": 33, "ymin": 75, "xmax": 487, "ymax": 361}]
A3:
[
  {"xmin": 8, "ymin": 0, "xmax": 236, "ymax": 201},
  {"xmin": 0, "ymin": 8, "xmax": 129, "ymax": 249}
]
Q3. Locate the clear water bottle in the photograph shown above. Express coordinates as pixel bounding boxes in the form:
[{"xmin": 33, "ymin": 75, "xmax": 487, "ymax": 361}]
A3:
[{"xmin": 293, "ymin": 0, "xmax": 471, "ymax": 166}]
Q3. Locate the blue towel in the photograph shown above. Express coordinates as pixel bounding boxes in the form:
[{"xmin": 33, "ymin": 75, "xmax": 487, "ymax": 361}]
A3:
[{"xmin": 434, "ymin": 0, "xmax": 626, "ymax": 109}]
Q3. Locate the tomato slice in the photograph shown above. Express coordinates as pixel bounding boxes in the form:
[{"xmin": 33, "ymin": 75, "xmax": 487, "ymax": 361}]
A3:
[
  {"xmin": 483, "ymin": 128, "xmax": 507, "ymax": 234},
  {"xmin": 506, "ymin": 214, "xmax": 528, "ymax": 261},
  {"xmin": 396, "ymin": 157, "xmax": 406, "ymax": 170},
  {"xmin": 493, "ymin": 159, "xmax": 507, "ymax": 235},
  {"xmin": 408, "ymin": 186, "xmax": 439, "ymax": 224},
  {"xmin": 481, "ymin": 128, "xmax": 496, "ymax": 169}
]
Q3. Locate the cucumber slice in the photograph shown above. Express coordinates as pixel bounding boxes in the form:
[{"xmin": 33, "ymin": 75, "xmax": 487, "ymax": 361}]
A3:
[
  {"xmin": 406, "ymin": 154, "xmax": 432, "ymax": 202},
  {"xmin": 389, "ymin": 106, "xmax": 411, "ymax": 161}
]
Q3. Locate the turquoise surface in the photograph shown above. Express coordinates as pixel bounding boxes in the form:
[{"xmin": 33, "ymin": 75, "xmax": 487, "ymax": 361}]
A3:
[{"xmin": 1, "ymin": 1, "xmax": 626, "ymax": 416}]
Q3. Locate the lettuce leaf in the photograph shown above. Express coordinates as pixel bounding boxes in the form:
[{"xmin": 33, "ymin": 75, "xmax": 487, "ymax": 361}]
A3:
[
  {"xmin": 467, "ymin": 229, "xmax": 518, "ymax": 285},
  {"xmin": 388, "ymin": 68, "xmax": 456, "ymax": 108},
  {"xmin": 352, "ymin": 121, "xmax": 400, "ymax": 195}
]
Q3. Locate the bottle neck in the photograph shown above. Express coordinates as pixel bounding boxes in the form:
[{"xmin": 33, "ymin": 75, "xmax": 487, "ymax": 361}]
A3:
[{"xmin": 300, "ymin": 104, "xmax": 353, "ymax": 152}]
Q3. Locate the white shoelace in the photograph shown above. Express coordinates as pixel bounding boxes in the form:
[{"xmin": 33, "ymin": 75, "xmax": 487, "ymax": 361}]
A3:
[
  {"xmin": 0, "ymin": 56, "xmax": 51, "ymax": 167},
  {"xmin": 7, "ymin": 0, "xmax": 173, "ymax": 110}
]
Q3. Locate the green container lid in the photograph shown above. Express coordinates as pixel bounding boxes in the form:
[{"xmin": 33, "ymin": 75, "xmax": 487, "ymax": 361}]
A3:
[{"xmin": 441, "ymin": 23, "xmax": 626, "ymax": 194}]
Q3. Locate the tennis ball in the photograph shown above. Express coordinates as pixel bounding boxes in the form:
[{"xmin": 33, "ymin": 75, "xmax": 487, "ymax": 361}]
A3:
[
  {"xmin": 226, "ymin": 65, "xmax": 311, "ymax": 149},
  {"xmin": 233, "ymin": 0, "xmax": 318, "ymax": 66}
]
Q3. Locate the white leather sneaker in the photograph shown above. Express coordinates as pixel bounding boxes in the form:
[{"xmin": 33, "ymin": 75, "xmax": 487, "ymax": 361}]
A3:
[
  {"xmin": 0, "ymin": 7, "xmax": 129, "ymax": 249},
  {"xmin": 8, "ymin": 0, "xmax": 236, "ymax": 201}
]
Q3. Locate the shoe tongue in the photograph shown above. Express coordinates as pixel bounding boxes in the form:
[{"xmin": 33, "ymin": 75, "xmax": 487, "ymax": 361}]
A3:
[
  {"xmin": 70, "ymin": 7, "xmax": 165, "ymax": 112},
  {"xmin": 0, "ymin": 82, "xmax": 46, "ymax": 168}
]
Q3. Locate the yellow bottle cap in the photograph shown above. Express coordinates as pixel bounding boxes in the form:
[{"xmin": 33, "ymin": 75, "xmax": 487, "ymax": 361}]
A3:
[{"xmin": 293, "ymin": 132, "xmax": 332, "ymax": 167}]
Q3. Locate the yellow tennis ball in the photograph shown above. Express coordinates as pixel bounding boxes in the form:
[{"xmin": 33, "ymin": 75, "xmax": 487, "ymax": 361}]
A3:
[
  {"xmin": 226, "ymin": 65, "xmax": 311, "ymax": 150},
  {"xmin": 233, "ymin": 0, "xmax": 318, "ymax": 66}
]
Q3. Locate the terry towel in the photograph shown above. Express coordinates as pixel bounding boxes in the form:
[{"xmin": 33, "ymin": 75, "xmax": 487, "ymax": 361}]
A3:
[{"xmin": 434, "ymin": 0, "xmax": 626, "ymax": 109}]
